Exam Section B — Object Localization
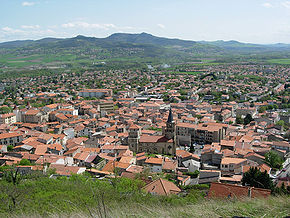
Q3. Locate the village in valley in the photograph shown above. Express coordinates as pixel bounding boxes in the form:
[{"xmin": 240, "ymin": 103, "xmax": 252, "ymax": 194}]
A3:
[{"xmin": 0, "ymin": 63, "xmax": 289, "ymax": 198}]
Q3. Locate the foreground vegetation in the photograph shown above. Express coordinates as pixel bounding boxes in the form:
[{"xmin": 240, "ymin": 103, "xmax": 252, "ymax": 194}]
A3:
[{"xmin": 0, "ymin": 172, "xmax": 289, "ymax": 217}]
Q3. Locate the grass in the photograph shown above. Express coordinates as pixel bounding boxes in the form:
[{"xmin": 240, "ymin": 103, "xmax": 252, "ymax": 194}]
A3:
[
  {"xmin": 106, "ymin": 197, "xmax": 290, "ymax": 218},
  {"xmin": 267, "ymin": 58, "xmax": 290, "ymax": 65},
  {"xmin": 7, "ymin": 196, "xmax": 290, "ymax": 217},
  {"xmin": 0, "ymin": 173, "xmax": 289, "ymax": 217}
]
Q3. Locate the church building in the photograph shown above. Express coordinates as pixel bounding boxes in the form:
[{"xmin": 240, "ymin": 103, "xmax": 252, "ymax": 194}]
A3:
[{"xmin": 128, "ymin": 108, "xmax": 176, "ymax": 155}]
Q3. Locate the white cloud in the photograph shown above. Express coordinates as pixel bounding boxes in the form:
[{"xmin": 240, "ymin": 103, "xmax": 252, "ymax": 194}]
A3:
[
  {"xmin": 0, "ymin": 26, "xmax": 58, "ymax": 41},
  {"xmin": 262, "ymin": 3, "xmax": 273, "ymax": 8},
  {"xmin": 22, "ymin": 1, "xmax": 35, "ymax": 6},
  {"xmin": 62, "ymin": 21, "xmax": 116, "ymax": 30},
  {"xmin": 282, "ymin": 1, "xmax": 290, "ymax": 9},
  {"xmin": 2, "ymin": 27, "xmax": 12, "ymax": 32},
  {"xmin": 157, "ymin": 24, "xmax": 165, "ymax": 29},
  {"xmin": 21, "ymin": 25, "xmax": 40, "ymax": 29},
  {"xmin": 2, "ymin": 27, "xmax": 24, "ymax": 34}
]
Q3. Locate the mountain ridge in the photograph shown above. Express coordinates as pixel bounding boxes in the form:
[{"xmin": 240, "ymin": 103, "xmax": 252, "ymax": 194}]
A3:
[
  {"xmin": 1, "ymin": 32, "xmax": 290, "ymax": 70},
  {"xmin": 1, "ymin": 32, "xmax": 289, "ymax": 48}
]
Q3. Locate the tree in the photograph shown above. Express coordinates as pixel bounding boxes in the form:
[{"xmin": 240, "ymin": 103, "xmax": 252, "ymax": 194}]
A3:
[
  {"xmin": 244, "ymin": 114, "xmax": 253, "ymax": 125},
  {"xmin": 19, "ymin": 159, "xmax": 31, "ymax": 166},
  {"xmin": 1, "ymin": 167, "xmax": 22, "ymax": 185},
  {"xmin": 276, "ymin": 120, "xmax": 286, "ymax": 129},
  {"xmin": 0, "ymin": 106, "xmax": 11, "ymax": 114},
  {"xmin": 265, "ymin": 151, "xmax": 283, "ymax": 170},
  {"xmin": 0, "ymin": 167, "xmax": 26, "ymax": 211},
  {"xmin": 7, "ymin": 145, "xmax": 13, "ymax": 151},
  {"xmin": 236, "ymin": 115, "xmax": 243, "ymax": 124},
  {"xmin": 242, "ymin": 167, "xmax": 273, "ymax": 190},
  {"xmin": 267, "ymin": 105, "xmax": 274, "ymax": 110},
  {"xmin": 258, "ymin": 106, "xmax": 266, "ymax": 113},
  {"xmin": 189, "ymin": 144, "xmax": 195, "ymax": 153}
]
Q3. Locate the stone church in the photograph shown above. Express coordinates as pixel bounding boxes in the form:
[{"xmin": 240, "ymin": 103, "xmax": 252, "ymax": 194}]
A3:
[{"xmin": 128, "ymin": 108, "xmax": 176, "ymax": 155}]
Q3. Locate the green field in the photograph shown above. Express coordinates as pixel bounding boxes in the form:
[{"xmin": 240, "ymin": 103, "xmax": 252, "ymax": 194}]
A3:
[
  {"xmin": 0, "ymin": 54, "xmax": 111, "ymax": 69},
  {"xmin": 267, "ymin": 58, "xmax": 290, "ymax": 65},
  {"xmin": 0, "ymin": 54, "xmax": 79, "ymax": 68}
]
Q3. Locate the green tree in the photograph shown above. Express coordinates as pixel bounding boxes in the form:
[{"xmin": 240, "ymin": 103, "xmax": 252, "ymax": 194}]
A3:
[
  {"xmin": 236, "ymin": 115, "xmax": 243, "ymax": 124},
  {"xmin": 276, "ymin": 120, "xmax": 285, "ymax": 128},
  {"xmin": 267, "ymin": 105, "xmax": 274, "ymax": 110},
  {"xmin": 0, "ymin": 106, "xmax": 12, "ymax": 114},
  {"xmin": 7, "ymin": 145, "xmax": 13, "ymax": 151},
  {"xmin": 244, "ymin": 114, "xmax": 253, "ymax": 125},
  {"xmin": 19, "ymin": 159, "xmax": 31, "ymax": 166},
  {"xmin": 265, "ymin": 151, "xmax": 283, "ymax": 170},
  {"xmin": 1, "ymin": 167, "xmax": 22, "ymax": 185},
  {"xmin": 258, "ymin": 106, "xmax": 266, "ymax": 113},
  {"xmin": 242, "ymin": 167, "xmax": 273, "ymax": 190}
]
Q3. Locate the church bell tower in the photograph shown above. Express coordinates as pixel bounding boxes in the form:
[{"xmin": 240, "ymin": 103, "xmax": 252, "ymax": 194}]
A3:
[{"xmin": 164, "ymin": 108, "xmax": 175, "ymax": 140}]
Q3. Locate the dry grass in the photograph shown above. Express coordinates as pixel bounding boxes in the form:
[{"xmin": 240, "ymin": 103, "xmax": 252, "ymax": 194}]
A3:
[{"xmin": 8, "ymin": 196, "xmax": 290, "ymax": 218}]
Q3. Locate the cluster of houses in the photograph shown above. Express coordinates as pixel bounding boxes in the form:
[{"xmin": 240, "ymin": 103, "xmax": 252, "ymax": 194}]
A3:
[{"xmin": 0, "ymin": 65, "xmax": 289, "ymax": 198}]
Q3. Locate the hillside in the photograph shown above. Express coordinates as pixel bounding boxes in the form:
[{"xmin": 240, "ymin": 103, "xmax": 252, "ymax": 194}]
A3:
[
  {"xmin": 0, "ymin": 174, "xmax": 289, "ymax": 217},
  {"xmin": 1, "ymin": 33, "xmax": 290, "ymax": 71}
]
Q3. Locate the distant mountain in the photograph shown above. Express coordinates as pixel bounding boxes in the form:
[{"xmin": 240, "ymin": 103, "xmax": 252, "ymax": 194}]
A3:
[
  {"xmin": 106, "ymin": 32, "xmax": 196, "ymax": 47},
  {"xmin": 1, "ymin": 32, "xmax": 289, "ymax": 51},
  {"xmin": 0, "ymin": 39, "xmax": 34, "ymax": 48},
  {"xmin": 0, "ymin": 33, "xmax": 290, "ymax": 70}
]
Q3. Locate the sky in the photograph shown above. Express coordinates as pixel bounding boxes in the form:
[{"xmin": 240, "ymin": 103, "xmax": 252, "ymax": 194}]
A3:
[{"xmin": 1, "ymin": 0, "xmax": 290, "ymax": 44}]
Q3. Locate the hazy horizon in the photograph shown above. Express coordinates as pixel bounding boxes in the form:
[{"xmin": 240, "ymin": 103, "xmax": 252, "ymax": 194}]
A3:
[{"xmin": 1, "ymin": 0, "xmax": 290, "ymax": 44}]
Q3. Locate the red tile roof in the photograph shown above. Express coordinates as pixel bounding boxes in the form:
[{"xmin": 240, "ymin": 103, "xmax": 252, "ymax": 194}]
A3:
[
  {"xmin": 143, "ymin": 178, "xmax": 181, "ymax": 196},
  {"xmin": 145, "ymin": 157, "xmax": 163, "ymax": 165},
  {"xmin": 140, "ymin": 135, "xmax": 172, "ymax": 143},
  {"xmin": 208, "ymin": 182, "xmax": 271, "ymax": 199},
  {"xmin": 0, "ymin": 132, "xmax": 22, "ymax": 139}
]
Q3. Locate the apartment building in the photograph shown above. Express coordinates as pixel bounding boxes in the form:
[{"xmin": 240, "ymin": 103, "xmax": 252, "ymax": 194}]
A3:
[
  {"xmin": 0, "ymin": 113, "xmax": 16, "ymax": 124},
  {"xmin": 176, "ymin": 122, "xmax": 227, "ymax": 145},
  {"xmin": 0, "ymin": 132, "xmax": 23, "ymax": 146},
  {"xmin": 98, "ymin": 100, "xmax": 114, "ymax": 113},
  {"xmin": 22, "ymin": 109, "xmax": 48, "ymax": 124},
  {"xmin": 78, "ymin": 89, "xmax": 112, "ymax": 98}
]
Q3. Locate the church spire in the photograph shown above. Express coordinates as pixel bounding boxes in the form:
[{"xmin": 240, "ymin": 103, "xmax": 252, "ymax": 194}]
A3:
[{"xmin": 167, "ymin": 107, "xmax": 173, "ymax": 123}]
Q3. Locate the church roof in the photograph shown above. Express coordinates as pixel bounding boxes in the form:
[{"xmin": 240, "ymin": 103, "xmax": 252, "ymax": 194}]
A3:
[{"xmin": 139, "ymin": 135, "xmax": 173, "ymax": 143}]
